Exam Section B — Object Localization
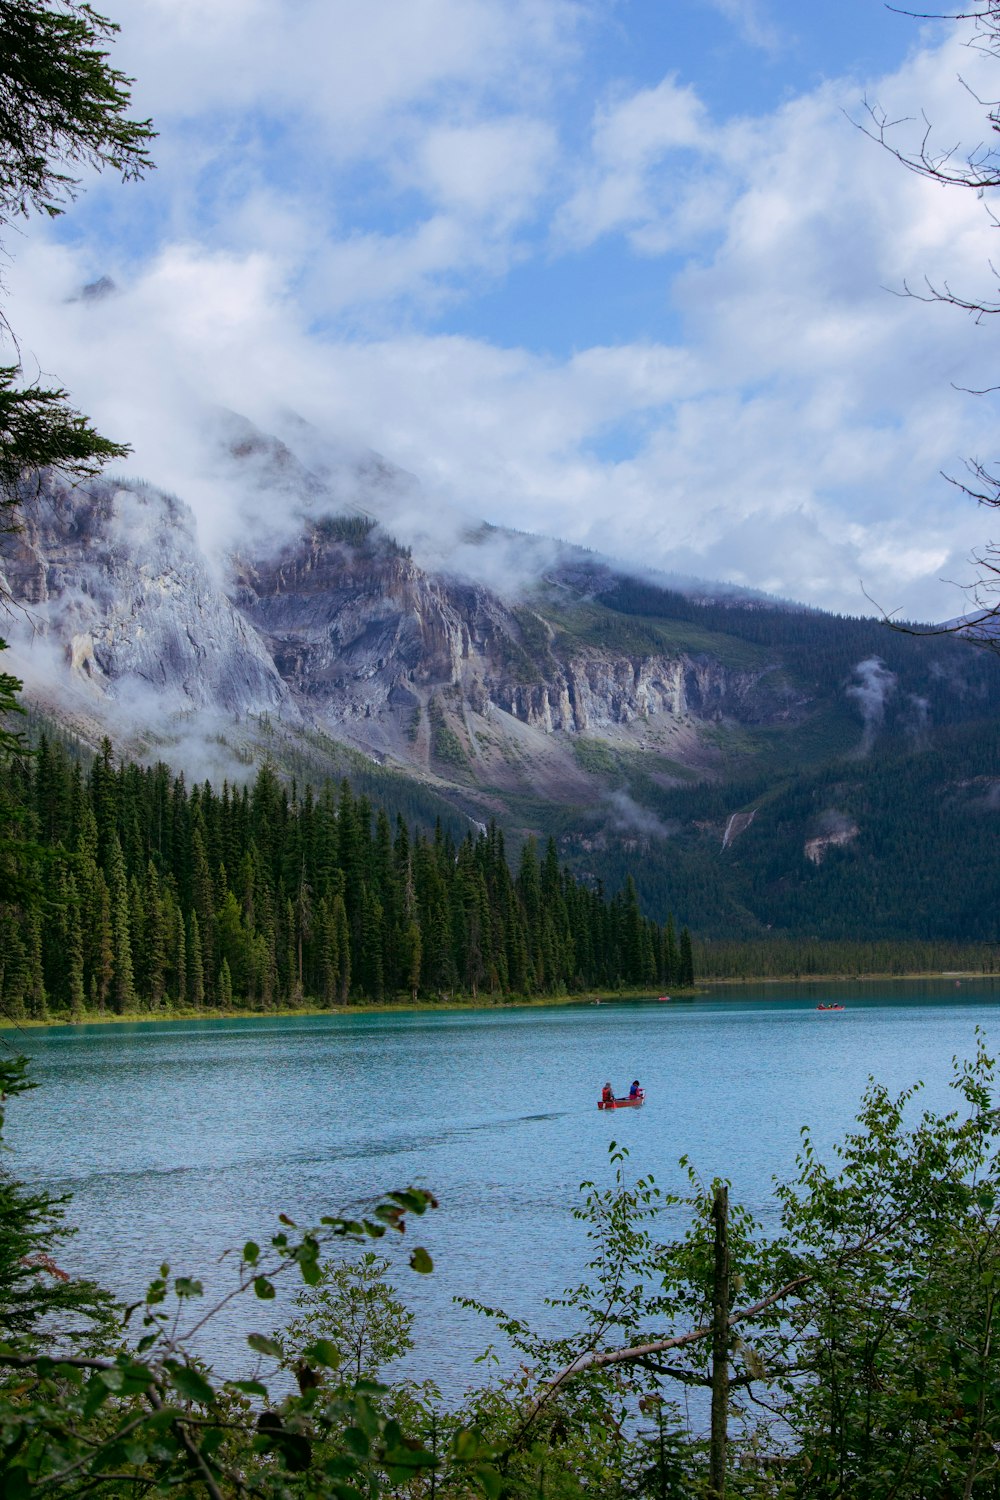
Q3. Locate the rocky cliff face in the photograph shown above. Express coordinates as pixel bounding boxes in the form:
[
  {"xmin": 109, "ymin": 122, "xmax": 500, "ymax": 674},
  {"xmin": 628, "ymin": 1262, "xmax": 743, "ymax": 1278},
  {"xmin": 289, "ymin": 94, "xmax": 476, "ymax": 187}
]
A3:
[
  {"xmin": 229, "ymin": 513, "xmax": 805, "ymax": 786},
  {"xmin": 0, "ymin": 468, "xmax": 805, "ymax": 805},
  {"xmin": 2, "ymin": 473, "xmax": 292, "ymax": 721}
]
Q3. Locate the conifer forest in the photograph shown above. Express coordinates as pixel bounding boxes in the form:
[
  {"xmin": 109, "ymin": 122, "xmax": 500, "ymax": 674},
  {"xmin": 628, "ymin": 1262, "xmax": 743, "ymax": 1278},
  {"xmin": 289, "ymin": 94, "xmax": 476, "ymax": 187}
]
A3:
[{"xmin": 0, "ymin": 736, "xmax": 693, "ymax": 1019}]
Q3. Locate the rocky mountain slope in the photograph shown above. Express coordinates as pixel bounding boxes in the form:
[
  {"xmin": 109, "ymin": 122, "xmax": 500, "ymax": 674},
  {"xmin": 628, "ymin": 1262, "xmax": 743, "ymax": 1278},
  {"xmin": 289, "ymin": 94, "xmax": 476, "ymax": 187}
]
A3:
[{"xmin": 4, "ymin": 420, "xmax": 1000, "ymax": 941}]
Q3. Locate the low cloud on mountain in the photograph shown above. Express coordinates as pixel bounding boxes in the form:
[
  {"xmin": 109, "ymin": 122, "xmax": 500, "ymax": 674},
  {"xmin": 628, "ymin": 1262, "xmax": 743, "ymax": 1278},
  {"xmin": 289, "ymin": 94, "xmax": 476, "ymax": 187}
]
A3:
[{"xmin": 4, "ymin": 4, "xmax": 1000, "ymax": 622}]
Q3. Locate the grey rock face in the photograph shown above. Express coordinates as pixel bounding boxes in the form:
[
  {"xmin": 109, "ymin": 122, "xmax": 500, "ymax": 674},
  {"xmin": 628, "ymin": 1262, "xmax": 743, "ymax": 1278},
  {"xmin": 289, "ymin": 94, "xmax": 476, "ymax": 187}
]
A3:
[
  {"xmin": 1, "ymin": 464, "xmax": 802, "ymax": 790},
  {"xmin": 4, "ymin": 473, "xmax": 292, "ymax": 719},
  {"xmin": 234, "ymin": 525, "xmax": 520, "ymax": 722}
]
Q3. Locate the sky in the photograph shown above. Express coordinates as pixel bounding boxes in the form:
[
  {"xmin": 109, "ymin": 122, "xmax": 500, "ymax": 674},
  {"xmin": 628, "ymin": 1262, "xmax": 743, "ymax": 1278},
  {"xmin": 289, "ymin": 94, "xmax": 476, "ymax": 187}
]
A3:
[{"xmin": 10, "ymin": 0, "xmax": 1000, "ymax": 619}]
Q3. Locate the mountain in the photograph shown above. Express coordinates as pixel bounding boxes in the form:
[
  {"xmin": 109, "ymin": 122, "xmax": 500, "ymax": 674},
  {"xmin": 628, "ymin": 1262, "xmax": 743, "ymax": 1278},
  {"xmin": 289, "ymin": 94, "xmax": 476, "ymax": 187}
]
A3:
[{"xmin": 4, "ymin": 420, "xmax": 1000, "ymax": 944}]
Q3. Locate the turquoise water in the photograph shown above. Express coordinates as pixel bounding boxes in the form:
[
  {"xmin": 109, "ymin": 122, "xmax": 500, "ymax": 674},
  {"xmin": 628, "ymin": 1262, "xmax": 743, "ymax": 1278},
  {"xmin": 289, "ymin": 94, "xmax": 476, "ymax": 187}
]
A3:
[{"xmin": 3, "ymin": 979, "xmax": 999, "ymax": 1389}]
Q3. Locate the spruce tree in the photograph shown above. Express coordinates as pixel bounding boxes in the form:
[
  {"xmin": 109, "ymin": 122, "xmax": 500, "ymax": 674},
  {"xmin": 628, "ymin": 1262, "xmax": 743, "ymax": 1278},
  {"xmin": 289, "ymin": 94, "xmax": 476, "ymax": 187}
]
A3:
[
  {"xmin": 187, "ymin": 910, "xmax": 205, "ymax": 1008},
  {"xmin": 333, "ymin": 893, "xmax": 351, "ymax": 1003},
  {"xmin": 218, "ymin": 957, "xmax": 233, "ymax": 1010},
  {"xmin": 678, "ymin": 926, "xmax": 695, "ymax": 987},
  {"xmin": 64, "ymin": 872, "xmax": 85, "ymax": 1015},
  {"xmin": 173, "ymin": 904, "xmax": 186, "ymax": 1007},
  {"xmin": 106, "ymin": 832, "xmax": 136, "ymax": 1013}
]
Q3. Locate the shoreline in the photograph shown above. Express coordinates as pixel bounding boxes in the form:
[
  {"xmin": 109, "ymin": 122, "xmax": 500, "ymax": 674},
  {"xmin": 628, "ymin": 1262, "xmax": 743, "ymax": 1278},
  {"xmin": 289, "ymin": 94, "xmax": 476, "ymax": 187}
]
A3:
[
  {"xmin": 701, "ymin": 970, "xmax": 1000, "ymax": 987},
  {"xmin": 2, "ymin": 972, "xmax": 999, "ymax": 1033},
  {"xmin": 0, "ymin": 987, "xmax": 689, "ymax": 1032}
]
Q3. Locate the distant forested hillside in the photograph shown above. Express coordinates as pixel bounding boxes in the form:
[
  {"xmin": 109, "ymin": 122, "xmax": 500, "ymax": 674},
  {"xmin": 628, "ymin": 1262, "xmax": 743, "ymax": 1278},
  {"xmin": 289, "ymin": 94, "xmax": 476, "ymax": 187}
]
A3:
[{"xmin": 567, "ymin": 717, "xmax": 1000, "ymax": 941}]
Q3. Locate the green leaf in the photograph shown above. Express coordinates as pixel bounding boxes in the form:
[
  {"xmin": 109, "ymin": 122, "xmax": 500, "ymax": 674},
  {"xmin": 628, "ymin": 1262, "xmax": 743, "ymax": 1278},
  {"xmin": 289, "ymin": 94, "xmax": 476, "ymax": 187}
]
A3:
[
  {"xmin": 476, "ymin": 1462, "xmax": 504, "ymax": 1499},
  {"xmin": 200, "ymin": 1426, "xmax": 227, "ymax": 1457},
  {"xmin": 453, "ymin": 1428, "xmax": 479, "ymax": 1461},
  {"xmin": 300, "ymin": 1257, "xmax": 322, "ymax": 1286},
  {"xmin": 243, "ymin": 1240, "xmax": 260, "ymax": 1265},
  {"xmin": 169, "ymin": 1364, "xmax": 216, "ymax": 1407},
  {"xmin": 323, "ymin": 1457, "xmax": 360, "ymax": 1480},
  {"xmin": 384, "ymin": 1447, "xmax": 437, "ymax": 1471},
  {"xmin": 118, "ymin": 1360, "xmax": 156, "ymax": 1394},
  {"xmin": 303, "ymin": 1338, "xmax": 342, "ymax": 1370},
  {"xmin": 229, "ymin": 1379, "xmax": 269, "ymax": 1397},
  {"xmin": 174, "ymin": 1276, "xmax": 203, "ymax": 1299},
  {"xmin": 409, "ymin": 1246, "xmax": 433, "ymax": 1274},
  {"xmin": 247, "ymin": 1333, "xmax": 283, "ymax": 1358},
  {"xmin": 1, "ymin": 1468, "xmax": 30, "ymax": 1500},
  {"xmin": 343, "ymin": 1426, "xmax": 371, "ymax": 1457},
  {"xmin": 83, "ymin": 1374, "xmax": 113, "ymax": 1418},
  {"xmin": 254, "ymin": 1275, "xmax": 276, "ymax": 1300},
  {"xmin": 389, "ymin": 1188, "xmax": 436, "ymax": 1214}
]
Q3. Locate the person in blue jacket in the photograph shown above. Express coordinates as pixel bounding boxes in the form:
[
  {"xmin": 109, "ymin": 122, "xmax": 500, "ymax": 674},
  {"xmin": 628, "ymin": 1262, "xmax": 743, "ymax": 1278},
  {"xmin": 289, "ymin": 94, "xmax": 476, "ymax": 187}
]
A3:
[{"xmin": 628, "ymin": 1079, "xmax": 642, "ymax": 1100}]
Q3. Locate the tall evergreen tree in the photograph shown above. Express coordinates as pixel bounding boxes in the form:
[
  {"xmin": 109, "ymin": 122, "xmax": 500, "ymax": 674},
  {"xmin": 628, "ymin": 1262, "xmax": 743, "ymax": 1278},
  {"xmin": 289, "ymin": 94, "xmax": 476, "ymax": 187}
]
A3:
[{"xmin": 106, "ymin": 833, "xmax": 135, "ymax": 1014}]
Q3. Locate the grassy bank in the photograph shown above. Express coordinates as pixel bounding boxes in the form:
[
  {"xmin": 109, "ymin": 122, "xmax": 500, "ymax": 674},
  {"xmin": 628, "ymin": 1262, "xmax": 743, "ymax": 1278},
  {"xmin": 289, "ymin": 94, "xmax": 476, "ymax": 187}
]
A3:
[{"xmin": 0, "ymin": 986, "xmax": 702, "ymax": 1031}]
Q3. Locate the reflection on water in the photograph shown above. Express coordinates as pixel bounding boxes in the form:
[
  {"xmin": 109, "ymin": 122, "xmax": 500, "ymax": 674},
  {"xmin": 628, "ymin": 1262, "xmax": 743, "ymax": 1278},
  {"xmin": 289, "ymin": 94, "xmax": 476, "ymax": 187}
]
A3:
[{"xmin": 3, "ymin": 980, "xmax": 999, "ymax": 1390}]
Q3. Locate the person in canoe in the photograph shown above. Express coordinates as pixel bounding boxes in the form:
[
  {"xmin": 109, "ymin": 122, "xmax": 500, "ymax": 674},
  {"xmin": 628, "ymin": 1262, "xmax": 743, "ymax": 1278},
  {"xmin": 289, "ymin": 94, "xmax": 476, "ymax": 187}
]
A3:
[
  {"xmin": 601, "ymin": 1081, "xmax": 615, "ymax": 1106},
  {"xmin": 629, "ymin": 1079, "xmax": 643, "ymax": 1100}
]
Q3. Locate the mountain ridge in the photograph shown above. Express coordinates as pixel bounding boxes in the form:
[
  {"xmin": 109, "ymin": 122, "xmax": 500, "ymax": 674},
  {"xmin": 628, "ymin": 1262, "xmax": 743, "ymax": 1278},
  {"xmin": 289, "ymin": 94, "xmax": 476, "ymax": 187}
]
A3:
[{"xmin": 4, "ymin": 414, "xmax": 1000, "ymax": 942}]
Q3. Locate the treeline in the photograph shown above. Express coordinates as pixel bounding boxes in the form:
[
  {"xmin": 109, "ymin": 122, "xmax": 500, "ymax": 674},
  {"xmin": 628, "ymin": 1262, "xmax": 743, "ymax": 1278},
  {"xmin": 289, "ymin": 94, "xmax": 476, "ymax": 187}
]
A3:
[
  {"xmin": 0, "ymin": 737, "xmax": 693, "ymax": 1019},
  {"xmin": 696, "ymin": 937, "xmax": 1000, "ymax": 979}
]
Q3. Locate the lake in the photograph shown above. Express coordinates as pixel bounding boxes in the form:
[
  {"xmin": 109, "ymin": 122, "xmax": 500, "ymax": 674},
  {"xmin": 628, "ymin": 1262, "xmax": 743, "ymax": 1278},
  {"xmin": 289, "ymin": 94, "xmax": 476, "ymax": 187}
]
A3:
[{"xmin": 3, "ymin": 978, "xmax": 999, "ymax": 1392}]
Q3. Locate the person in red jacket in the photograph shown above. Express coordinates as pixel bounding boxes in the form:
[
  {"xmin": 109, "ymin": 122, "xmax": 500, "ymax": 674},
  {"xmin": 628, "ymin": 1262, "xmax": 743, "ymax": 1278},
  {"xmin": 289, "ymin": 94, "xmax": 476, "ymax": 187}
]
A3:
[{"xmin": 601, "ymin": 1082, "xmax": 615, "ymax": 1106}]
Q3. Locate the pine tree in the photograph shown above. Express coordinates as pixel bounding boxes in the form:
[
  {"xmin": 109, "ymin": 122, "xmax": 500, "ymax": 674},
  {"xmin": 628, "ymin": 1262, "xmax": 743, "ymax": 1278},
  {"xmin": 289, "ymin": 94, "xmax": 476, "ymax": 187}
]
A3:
[
  {"xmin": 218, "ymin": 957, "xmax": 233, "ymax": 1010},
  {"xmin": 91, "ymin": 874, "xmax": 113, "ymax": 1012},
  {"xmin": 679, "ymin": 926, "xmax": 695, "ymax": 987},
  {"xmin": 190, "ymin": 827, "xmax": 215, "ymax": 1004},
  {"xmin": 402, "ymin": 919, "xmax": 421, "ymax": 1003},
  {"xmin": 142, "ymin": 863, "xmax": 167, "ymax": 1007},
  {"xmin": 172, "ymin": 904, "xmax": 186, "ymax": 1008},
  {"xmin": 21, "ymin": 903, "xmax": 47, "ymax": 1019},
  {"xmin": 317, "ymin": 897, "xmax": 341, "ymax": 1006},
  {"xmin": 187, "ymin": 910, "xmax": 205, "ymax": 1009},
  {"xmin": 106, "ymin": 833, "xmax": 136, "ymax": 1014},
  {"xmin": 663, "ymin": 913, "xmax": 679, "ymax": 987},
  {"xmin": 64, "ymin": 872, "xmax": 85, "ymax": 1016},
  {"xmin": 359, "ymin": 885, "xmax": 385, "ymax": 1002},
  {"xmin": 333, "ymin": 893, "xmax": 351, "ymax": 1004},
  {"xmin": 0, "ymin": 906, "xmax": 28, "ymax": 1018}
]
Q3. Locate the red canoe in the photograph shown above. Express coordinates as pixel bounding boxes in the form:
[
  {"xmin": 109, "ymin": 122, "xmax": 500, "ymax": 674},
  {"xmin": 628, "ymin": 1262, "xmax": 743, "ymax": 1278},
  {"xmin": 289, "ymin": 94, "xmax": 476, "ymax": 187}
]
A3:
[
  {"xmin": 598, "ymin": 1094, "xmax": 645, "ymax": 1110},
  {"xmin": 816, "ymin": 1004, "xmax": 845, "ymax": 1012}
]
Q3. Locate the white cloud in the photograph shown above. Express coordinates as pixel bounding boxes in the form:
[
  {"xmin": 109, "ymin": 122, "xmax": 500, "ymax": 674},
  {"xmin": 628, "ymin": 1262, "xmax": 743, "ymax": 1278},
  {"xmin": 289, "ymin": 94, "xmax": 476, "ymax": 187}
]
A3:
[
  {"xmin": 108, "ymin": 0, "xmax": 582, "ymax": 142},
  {"xmin": 556, "ymin": 75, "xmax": 723, "ymax": 250},
  {"xmin": 6, "ymin": 12, "xmax": 1000, "ymax": 628},
  {"xmin": 414, "ymin": 118, "xmax": 558, "ymax": 224},
  {"xmin": 67, "ymin": 0, "xmax": 581, "ymax": 321}
]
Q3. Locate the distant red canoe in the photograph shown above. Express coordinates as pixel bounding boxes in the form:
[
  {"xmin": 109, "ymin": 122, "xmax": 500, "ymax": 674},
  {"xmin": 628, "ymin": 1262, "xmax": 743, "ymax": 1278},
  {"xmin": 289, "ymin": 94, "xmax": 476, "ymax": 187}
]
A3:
[
  {"xmin": 598, "ymin": 1094, "xmax": 644, "ymax": 1109},
  {"xmin": 816, "ymin": 1004, "xmax": 845, "ymax": 1012}
]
